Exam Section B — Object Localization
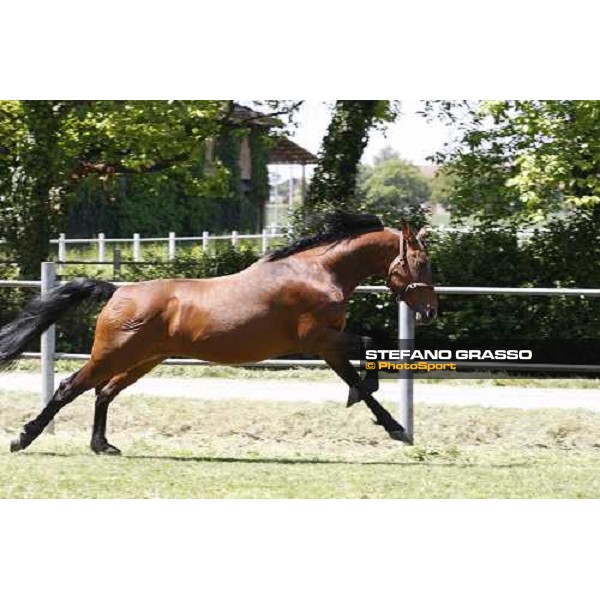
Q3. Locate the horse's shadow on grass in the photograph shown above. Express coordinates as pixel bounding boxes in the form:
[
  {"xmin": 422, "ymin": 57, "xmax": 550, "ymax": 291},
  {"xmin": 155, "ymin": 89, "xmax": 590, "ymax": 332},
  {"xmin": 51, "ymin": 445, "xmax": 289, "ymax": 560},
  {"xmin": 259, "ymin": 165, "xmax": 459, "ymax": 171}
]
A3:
[{"xmin": 21, "ymin": 450, "xmax": 532, "ymax": 469}]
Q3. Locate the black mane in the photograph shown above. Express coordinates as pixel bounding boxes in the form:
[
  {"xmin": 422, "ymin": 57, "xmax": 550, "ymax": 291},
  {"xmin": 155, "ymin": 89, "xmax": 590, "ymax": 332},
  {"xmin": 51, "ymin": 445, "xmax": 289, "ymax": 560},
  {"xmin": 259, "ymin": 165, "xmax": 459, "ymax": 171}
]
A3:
[{"xmin": 267, "ymin": 211, "xmax": 384, "ymax": 261}]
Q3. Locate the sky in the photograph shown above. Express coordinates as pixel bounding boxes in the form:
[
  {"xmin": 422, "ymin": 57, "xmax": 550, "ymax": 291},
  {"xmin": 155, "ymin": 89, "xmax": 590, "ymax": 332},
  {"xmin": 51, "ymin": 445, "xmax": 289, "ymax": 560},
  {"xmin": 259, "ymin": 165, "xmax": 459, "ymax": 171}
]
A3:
[{"xmin": 288, "ymin": 100, "xmax": 456, "ymax": 167}]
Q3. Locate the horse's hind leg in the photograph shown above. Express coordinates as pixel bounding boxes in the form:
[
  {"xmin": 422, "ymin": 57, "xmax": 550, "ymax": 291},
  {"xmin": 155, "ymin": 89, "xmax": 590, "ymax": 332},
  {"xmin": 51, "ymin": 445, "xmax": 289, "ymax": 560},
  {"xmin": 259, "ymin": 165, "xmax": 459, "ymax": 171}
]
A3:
[
  {"xmin": 91, "ymin": 358, "xmax": 162, "ymax": 455},
  {"xmin": 10, "ymin": 362, "xmax": 102, "ymax": 453}
]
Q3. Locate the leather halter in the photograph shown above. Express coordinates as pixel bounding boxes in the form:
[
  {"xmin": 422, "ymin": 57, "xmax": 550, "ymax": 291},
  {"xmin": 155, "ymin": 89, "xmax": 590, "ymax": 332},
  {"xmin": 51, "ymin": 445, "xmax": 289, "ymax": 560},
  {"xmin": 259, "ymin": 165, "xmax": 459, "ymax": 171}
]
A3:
[{"xmin": 386, "ymin": 230, "xmax": 434, "ymax": 300}]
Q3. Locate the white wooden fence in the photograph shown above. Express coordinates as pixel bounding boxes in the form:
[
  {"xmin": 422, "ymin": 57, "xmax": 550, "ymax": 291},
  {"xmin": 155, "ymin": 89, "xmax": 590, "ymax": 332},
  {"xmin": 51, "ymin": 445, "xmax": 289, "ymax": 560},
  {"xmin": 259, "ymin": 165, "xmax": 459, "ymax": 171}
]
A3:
[
  {"xmin": 47, "ymin": 225, "xmax": 545, "ymax": 263},
  {"xmin": 50, "ymin": 230, "xmax": 285, "ymax": 262}
]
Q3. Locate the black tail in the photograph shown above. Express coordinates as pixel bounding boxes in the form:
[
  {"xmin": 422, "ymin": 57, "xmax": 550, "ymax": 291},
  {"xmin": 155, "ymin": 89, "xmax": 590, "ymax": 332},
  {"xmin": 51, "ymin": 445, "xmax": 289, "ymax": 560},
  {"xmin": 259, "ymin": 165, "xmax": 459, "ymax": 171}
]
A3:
[{"xmin": 0, "ymin": 278, "xmax": 117, "ymax": 368}]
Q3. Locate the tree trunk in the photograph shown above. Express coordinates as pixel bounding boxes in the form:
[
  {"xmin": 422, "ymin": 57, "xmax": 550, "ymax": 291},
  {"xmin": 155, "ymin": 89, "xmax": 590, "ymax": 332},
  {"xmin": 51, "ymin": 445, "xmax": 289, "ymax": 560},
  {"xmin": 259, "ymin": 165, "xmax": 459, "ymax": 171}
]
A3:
[{"xmin": 305, "ymin": 100, "xmax": 381, "ymax": 209}]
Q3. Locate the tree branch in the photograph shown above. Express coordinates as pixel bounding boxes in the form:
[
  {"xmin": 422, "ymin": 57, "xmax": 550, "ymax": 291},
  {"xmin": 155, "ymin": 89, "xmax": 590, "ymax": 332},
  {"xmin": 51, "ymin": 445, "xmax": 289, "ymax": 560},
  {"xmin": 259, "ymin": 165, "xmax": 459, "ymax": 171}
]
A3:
[{"xmin": 70, "ymin": 151, "xmax": 191, "ymax": 179}]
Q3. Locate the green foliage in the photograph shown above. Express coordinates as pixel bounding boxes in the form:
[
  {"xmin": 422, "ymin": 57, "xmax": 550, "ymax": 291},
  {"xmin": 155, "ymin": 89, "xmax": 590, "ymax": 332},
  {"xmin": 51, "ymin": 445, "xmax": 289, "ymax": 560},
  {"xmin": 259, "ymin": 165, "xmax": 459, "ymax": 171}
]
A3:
[
  {"xmin": 429, "ymin": 168, "xmax": 456, "ymax": 207},
  {"xmin": 0, "ymin": 264, "xmax": 37, "ymax": 347},
  {"xmin": 422, "ymin": 211, "xmax": 600, "ymax": 343},
  {"xmin": 356, "ymin": 148, "xmax": 432, "ymax": 223},
  {"xmin": 520, "ymin": 207, "xmax": 600, "ymax": 340},
  {"xmin": 421, "ymin": 225, "xmax": 535, "ymax": 342},
  {"xmin": 0, "ymin": 100, "xmax": 228, "ymax": 277},
  {"xmin": 305, "ymin": 100, "xmax": 400, "ymax": 210},
  {"xmin": 349, "ymin": 210, "xmax": 600, "ymax": 346},
  {"xmin": 248, "ymin": 129, "xmax": 271, "ymax": 229},
  {"xmin": 426, "ymin": 100, "xmax": 600, "ymax": 223},
  {"xmin": 122, "ymin": 243, "xmax": 260, "ymax": 282},
  {"xmin": 0, "ymin": 100, "xmax": 298, "ymax": 277}
]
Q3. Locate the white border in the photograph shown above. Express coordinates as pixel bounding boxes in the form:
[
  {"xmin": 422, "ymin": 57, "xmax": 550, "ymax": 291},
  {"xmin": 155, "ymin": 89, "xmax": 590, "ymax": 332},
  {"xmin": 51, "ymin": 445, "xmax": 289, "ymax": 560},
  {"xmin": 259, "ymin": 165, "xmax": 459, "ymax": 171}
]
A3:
[
  {"xmin": 2, "ymin": 2, "xmax": 600, "ymax": 596},
  {"xmin": 1, "ymin": 500, "xmax": 599, "ymax": 599}
]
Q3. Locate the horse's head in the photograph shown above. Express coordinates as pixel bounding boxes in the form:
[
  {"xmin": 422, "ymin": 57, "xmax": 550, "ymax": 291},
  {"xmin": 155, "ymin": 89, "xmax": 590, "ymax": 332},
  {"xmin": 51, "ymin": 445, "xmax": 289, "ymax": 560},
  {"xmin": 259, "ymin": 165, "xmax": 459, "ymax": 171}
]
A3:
[{"xmin": 387, "ymin": 221, "xmax": 438, "ymax": 324}]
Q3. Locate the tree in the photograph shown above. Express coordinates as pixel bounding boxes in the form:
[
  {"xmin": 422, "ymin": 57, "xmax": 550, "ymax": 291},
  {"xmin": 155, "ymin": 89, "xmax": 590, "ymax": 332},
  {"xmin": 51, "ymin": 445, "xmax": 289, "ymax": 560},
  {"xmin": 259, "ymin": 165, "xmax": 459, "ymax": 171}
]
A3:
[
  {"xmin": 429, "ymin": 168, "xmax": 455, "ymax": 207},
  {"xmin": 0, "ymin": 100, "xmax": 300, "ymax": 277},
  {"xmin": 305, "ymin": 100, "xmax": 399, "ymax": 210},
  {"xmin": 425, "ymin": 100, "xmax": 600, "ymax": 223},
  {"xmin": 356, "ymin": 148, "xmax": 432, "ymax": 222}
]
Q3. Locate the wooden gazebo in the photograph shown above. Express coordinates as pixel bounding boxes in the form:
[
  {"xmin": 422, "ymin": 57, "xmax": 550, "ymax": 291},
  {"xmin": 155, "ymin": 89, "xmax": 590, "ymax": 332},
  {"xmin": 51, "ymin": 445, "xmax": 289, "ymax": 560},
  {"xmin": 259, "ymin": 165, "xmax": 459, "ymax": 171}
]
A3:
[{"xmin": 268, "ymin": 137, "xmax": 318, "ymax": 202}]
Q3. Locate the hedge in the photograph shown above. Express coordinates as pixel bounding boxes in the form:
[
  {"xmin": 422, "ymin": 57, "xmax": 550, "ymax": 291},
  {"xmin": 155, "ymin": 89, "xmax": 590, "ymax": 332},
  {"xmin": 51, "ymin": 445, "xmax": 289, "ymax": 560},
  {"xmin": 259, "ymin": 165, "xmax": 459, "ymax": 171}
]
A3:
[{"xmin": 2, "ymin": 211, "xmax": 599, "ymax": 354}]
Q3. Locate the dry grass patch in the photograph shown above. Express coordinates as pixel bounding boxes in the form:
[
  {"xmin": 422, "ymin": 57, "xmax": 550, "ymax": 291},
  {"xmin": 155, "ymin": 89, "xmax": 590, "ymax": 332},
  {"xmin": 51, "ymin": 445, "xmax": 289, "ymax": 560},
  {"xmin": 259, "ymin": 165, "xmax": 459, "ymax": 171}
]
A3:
[{"xmin": 1, "ymin": 390, "xmax": 600, "ymax": 498}]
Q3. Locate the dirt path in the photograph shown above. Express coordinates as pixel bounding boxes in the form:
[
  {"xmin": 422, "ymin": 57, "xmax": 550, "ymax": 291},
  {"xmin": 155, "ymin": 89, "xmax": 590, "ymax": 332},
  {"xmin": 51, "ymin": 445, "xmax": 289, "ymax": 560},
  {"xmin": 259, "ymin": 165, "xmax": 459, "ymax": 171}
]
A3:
[{"xmin": 1, "ymin": 372, "xmax": 599, "ymax": 411}]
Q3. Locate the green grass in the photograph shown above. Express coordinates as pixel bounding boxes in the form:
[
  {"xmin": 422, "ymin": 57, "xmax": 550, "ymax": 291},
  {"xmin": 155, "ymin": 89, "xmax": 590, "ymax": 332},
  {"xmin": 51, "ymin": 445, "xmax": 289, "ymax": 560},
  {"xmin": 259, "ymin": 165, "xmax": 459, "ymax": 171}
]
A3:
[{"xmin": 1, "ymin": 390, "xmax": 600, "ymax": 498}]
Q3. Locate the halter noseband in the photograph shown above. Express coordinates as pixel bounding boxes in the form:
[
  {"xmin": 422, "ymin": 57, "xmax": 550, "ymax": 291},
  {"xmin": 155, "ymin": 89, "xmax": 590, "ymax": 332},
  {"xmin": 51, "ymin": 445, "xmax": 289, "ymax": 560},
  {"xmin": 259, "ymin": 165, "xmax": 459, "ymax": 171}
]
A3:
[{"xmin": 386, "ymin": 230, "xmax": 434, "ymax": 300}]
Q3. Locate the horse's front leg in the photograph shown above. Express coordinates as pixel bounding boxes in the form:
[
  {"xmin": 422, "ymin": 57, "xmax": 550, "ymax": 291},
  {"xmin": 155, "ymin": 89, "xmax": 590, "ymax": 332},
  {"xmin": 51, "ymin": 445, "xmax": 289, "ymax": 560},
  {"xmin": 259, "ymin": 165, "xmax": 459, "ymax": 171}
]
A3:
[{"xmin": 302, "ymin": 328, "xmax": 409, "ymax": 442}]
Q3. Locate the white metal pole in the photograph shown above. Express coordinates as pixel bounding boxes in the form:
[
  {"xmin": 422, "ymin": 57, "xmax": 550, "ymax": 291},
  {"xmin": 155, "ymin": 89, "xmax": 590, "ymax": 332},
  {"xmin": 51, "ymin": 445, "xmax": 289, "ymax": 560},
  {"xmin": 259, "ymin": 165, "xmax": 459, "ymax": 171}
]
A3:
[
  {"xmin": 262, "ymin": 228, "xmax": 268, "ymax": 254},
  {"xmin": 41, "ymin": 262, "xmax": 56, "ymax": 434},
  {"xmin": 202, "ymin": 231, "xmax": 209, "ymax": 253},
  {"xmin": 232, "ymin": 231, "xmax": 239, "ymax": 248},
  {"xmin": 398, "ymin": 300, "xmax": 415, "ymax": 444},
  {"xmin": 133, "ymin": 233, "xmax": 141, "ymax": 262},
  {"xmin": 58, "ymin": 233, "xmax": 66, "ymax": 263},
  {"xmin": 98, "ymin": 233, "xmax": 106, "ymax": 263},
  {"xmin": 168, "ymin": 232, "xmax": 176, "ymax": 260}
]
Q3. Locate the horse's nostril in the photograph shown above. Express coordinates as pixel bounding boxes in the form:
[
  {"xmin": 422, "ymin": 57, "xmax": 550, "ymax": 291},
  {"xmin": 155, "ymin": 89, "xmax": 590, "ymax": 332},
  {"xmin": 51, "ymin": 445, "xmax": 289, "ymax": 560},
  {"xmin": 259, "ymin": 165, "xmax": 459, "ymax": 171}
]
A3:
[{"xmin": 424, "ymin": 307, "xmax": 437, "ymax": 321}]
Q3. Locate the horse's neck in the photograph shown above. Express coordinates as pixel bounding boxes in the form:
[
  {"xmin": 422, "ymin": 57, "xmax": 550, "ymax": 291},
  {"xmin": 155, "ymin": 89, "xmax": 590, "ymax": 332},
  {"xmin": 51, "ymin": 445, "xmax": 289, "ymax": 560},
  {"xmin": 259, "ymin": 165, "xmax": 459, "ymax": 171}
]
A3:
[{"xmin": 322, "ymin": 230, "xmax": 398, "ymax": 297}]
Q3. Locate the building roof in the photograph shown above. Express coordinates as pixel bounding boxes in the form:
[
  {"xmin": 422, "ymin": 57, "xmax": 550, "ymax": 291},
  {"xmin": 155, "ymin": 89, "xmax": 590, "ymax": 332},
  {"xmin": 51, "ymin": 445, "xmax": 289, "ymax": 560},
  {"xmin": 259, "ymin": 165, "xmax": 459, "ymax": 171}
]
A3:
[
  {"xmin": 269, "ymin": 137, "xmax": 318, "ymax": 165},
  {"xmin": 232, "ymin": 104, "xmax": 282, "ymax": 127},
  {"xmin": 231, "ymin": 103, "xmax": 317, "ymax": 165}
]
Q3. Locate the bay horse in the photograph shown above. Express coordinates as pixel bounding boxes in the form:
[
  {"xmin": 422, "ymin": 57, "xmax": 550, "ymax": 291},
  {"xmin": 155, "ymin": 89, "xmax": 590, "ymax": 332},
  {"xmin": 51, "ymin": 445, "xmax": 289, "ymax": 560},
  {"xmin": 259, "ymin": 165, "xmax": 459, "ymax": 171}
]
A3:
[{"xmin": 2, "ymin": 212, "xmax": 437, "ymax": 455}]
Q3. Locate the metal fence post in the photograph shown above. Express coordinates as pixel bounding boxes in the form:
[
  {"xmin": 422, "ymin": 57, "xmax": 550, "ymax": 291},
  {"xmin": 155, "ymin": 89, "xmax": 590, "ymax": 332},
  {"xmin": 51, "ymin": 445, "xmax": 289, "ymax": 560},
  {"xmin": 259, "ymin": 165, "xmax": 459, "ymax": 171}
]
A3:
[
  {"xmin": 202, "ymin": 231, "xmax": 209, "ymax": 253},
  {"xmin": 261, "ymin": 228, "xmax": 268, "ymax": 254},
  {"xmin": 398, "ymin": 300, "xmax": 415, "ymax": 444},
  {"xmin": 133, "ymin": 233, "xmax": 141, "ymax": 262},
  {"xmin": 168, "ymin": 232, "xmax": 176, "ymax": 260},
  {"xmin": 41, "ymin": 262, "xmax": 56, "ymax": 434},
  {"xmin": 58, "ymin": 233, "xmax": 66, "ymax": 263},
  {"xmin": 232, "ymin": 231, "xmax": 239, "ymax": 248},
  {"xmin": 98, "ymin": 233, "xmax": 106, "ymax": 263}
]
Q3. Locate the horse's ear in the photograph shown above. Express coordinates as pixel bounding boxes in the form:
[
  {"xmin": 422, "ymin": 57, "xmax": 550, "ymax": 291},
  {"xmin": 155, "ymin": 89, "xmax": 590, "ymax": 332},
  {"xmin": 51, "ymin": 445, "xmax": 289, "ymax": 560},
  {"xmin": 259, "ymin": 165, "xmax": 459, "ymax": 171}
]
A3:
[
  {"xmin": 416, "ymin": 226, "xmax": 428, "ymax": 245},
  {"xmin": 401, "ymin": 219, "xmax": 414, "ymax": 241}
]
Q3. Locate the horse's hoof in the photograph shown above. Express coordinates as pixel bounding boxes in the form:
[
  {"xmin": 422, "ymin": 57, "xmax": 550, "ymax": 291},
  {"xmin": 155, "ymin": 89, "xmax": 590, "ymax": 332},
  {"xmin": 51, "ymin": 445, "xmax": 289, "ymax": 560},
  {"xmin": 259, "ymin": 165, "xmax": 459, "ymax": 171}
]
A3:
[
  {"xmin": 347, "ymin": 386, "xmax": 362, "ymax": 407},
  {"xmin": 10, "ymin": 437, "xmax": 23, "ymax": 453},
  {"xmin": 387, "ymin": 428, "xmax": 412, "ymax": 444},
  {"xmin": 362, "ymin": 376, "xmax": 379, "ymax": 394},
  {"xmin": 91, "ymin": 441, "xmax": 122, "ymax": 456}
]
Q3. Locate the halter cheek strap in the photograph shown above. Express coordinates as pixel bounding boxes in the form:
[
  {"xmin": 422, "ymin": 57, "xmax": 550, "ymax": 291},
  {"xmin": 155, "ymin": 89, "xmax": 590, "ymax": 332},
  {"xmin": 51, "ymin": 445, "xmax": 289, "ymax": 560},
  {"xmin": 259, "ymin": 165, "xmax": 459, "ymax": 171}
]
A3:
[{"xmin": 387, "ymin": 230, "xmax": 434, "ymax": 300}]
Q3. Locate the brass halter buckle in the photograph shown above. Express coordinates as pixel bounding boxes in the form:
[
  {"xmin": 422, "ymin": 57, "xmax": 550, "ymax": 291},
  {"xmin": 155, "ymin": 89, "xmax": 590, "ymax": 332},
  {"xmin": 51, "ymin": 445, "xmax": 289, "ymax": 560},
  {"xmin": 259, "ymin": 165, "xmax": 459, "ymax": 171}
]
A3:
[{"xmin": 396, "ymin": 281, "xmax": 434, "ymax": 301}]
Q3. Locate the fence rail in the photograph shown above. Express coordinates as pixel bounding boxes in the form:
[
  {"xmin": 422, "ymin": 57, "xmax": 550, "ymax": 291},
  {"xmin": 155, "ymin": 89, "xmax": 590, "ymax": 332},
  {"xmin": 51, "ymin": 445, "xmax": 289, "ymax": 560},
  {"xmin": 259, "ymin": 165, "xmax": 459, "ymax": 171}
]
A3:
[
  {"xmin": 48, "ymin": 230, "xmax": 286, "ymax": 263},
  {"xmin": 0, "ymin": 225, "xmax": 547, "ymax": 263},
  {"xmin": 3, "ymin": 264, "xmax": 600, "ymax": 444}
]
